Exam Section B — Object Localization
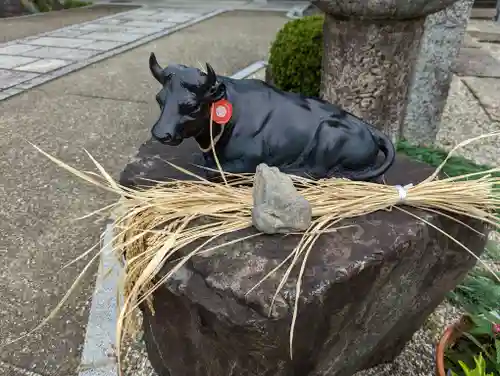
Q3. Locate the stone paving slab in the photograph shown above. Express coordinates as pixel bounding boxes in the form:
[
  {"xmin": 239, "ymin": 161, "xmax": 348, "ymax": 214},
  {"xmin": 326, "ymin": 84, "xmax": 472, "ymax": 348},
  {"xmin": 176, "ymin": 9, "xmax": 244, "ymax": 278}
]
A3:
[
  {"xmin": 79, "ymin": 40, "xmax": 124, "ymax": 51},
  {"xmin": 469, "ymin": 31, "xmax": 500, "ymax": 43},
  {"xmin": 0, "ymin": 69, "xmax": 38, "ymax": 90},
  {"xmin": 467, "ymin": 19, "xmax": 500, "ymax": 34},
  {"xmin": 462, "ymin": 76, "xmax": 500, "ymax": 121},
  {"xmin": 463, "ymin": 34, "xmax": 482, "ymax": 48},
  {"xmin": 24, "ymin": 36, "xmax": 97, "ymax": 48},
  {"xmin": 20, "ymin": 46, "xmax": 99, "ymax": 61},
  {"xmin": 48, "ymin": 29, "xmax": 97, "ymax": 38},
  {"xmin": 0, "ymin": 55, "xmax": 37, "ymax": 69},
  {"xmin": 0, "ymin": 4, "xmax": 138, "ymax": 44},
  {"xmin": 452, "ymin": 47, "xmax": 500, "ymax": 77},
  {"xmin": 0, "ymin": 44, "xmax": 39, "ymax": 55},
  {"xmin": 0, "ymin": 7, "xmax": 228, "ymax": 99},
  {"xmin": 81, "ymin": 31, "xmax": 146, "ymax": 43},
  {"xmin": 16, "ymin": 58, "xmax": 72, "ymax": 73},
  {"xmin": 482, "ymin": 42, "xmax": 500, "ymax": 61}
]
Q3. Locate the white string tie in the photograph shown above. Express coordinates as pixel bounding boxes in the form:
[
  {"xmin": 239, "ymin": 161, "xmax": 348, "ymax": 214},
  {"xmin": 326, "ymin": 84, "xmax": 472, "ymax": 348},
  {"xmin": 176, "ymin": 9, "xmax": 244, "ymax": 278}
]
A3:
[{"xmin": 394, "ymin": 183, "xmax": 414, "ymax": 203}]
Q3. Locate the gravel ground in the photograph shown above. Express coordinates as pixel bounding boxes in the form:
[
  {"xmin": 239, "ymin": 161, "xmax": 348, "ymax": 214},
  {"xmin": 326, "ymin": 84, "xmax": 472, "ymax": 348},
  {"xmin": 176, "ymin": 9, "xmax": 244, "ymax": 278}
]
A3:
[
  {"xmin": 121, "ymin": 311, "xmax": 156, "ymax": 376},
  {"xmin": 354, "ymin": 302, "xmax": 463, "ymax": 376}
]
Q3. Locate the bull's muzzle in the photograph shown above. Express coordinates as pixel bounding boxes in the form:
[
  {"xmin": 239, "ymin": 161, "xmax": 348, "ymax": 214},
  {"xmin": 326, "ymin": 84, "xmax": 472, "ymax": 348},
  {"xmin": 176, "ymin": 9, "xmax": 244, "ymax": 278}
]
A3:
[{"xmin": 152, "ymin": 129, "xmax": 183, "ymax": 146}]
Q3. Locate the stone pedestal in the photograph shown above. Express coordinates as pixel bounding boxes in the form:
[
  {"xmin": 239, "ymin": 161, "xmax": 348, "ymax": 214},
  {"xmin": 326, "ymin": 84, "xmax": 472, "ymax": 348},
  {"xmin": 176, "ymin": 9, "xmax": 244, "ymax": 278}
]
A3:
[
  {"xmin": 403, "ymin": 0, "xmax": 474, "ymax": 146},
  {"xmin": 313, "ymin": 0, "xmax": 465, "ymax": 143},
  {"xmin": 120, "ymin": 139, "xmax": 488, "ymax": 376}
]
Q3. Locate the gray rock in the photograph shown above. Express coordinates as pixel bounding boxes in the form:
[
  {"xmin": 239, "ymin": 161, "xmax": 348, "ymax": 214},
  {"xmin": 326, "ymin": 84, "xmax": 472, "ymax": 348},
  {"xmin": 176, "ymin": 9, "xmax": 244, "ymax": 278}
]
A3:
[{"xmin": 252, "ymin": 164, "xmax": 312, "ymax": 234}]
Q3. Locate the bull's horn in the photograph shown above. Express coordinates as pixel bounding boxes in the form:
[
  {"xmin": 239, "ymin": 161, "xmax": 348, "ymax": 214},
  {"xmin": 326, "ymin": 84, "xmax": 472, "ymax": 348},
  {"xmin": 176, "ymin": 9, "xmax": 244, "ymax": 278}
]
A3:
[
  {"xmin": 149, "ymin": 53, "xmax": 164, "ymax": 84},
  {"xmin": 204, "ymin": 63, "xmax": 217, "ymax": 89}
]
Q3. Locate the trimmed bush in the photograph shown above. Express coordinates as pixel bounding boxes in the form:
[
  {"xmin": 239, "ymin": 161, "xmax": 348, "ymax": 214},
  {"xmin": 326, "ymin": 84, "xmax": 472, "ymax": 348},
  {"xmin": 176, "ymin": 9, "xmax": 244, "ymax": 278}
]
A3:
[{"xmin": 268, "ymin": 15, "xmax": 324, "ymax": 97}]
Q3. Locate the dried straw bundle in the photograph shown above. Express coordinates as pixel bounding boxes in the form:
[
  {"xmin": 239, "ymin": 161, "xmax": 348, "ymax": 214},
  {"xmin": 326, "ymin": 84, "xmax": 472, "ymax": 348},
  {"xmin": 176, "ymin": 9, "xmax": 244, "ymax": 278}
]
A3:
[
  {"xmin": 2, "ymin": 134, "xmax": 499, "ymax": 375},
  {"xmin": 107, "ymin": 143, "xmax": 500, "ymax": 367}
]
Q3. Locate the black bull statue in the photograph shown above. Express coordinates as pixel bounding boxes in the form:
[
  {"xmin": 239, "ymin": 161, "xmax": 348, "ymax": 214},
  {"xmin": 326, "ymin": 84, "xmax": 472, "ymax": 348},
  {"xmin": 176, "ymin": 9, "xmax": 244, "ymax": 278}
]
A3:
[{"xmin": 148, "ymin": 53, "xmax": 395, "ymax": 181}]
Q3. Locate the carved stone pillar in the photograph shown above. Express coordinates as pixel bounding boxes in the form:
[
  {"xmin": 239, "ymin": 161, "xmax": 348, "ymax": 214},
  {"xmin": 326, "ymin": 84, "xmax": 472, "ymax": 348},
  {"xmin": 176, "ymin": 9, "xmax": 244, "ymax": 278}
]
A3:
[{"xmin": 313, "ymin": 0, "xmax": 465, "ymax": 143}]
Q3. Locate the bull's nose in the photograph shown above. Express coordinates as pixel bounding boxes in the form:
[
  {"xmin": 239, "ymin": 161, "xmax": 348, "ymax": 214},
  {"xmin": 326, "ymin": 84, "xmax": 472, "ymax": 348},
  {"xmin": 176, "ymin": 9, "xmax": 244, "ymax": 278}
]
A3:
[{"xmin": 152, "ymin": 130, "xmax": 172, "ymax": 143}]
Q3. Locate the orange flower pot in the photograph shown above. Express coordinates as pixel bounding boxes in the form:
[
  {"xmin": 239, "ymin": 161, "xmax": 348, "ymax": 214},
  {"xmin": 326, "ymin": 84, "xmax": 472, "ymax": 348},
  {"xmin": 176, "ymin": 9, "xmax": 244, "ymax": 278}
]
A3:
[{"xmin": 435, "ymin": 317, "xmax": 472, "ymax": 376}]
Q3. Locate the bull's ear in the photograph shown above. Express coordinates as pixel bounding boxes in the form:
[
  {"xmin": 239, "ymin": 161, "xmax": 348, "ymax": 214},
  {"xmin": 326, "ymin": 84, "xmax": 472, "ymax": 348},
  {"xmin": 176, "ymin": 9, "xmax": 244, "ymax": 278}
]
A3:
[{"xmin": 149, "ymin": 53, "xmax": 164, "ymax": 84}]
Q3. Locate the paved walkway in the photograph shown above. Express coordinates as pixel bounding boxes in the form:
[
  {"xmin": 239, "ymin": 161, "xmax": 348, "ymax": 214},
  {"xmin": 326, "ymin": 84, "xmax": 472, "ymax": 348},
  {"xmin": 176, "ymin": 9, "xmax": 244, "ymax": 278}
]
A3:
[
  {"xmin": 0, "ymin": 7, "xmax": 224, "ymax": 100},
  {"xmin": 0, "ymin": 4, "xmax": 138, "ymax": 43},
  {"xmin": 0, "ymin": 1, "xmax": 307, "ymax": 101}
]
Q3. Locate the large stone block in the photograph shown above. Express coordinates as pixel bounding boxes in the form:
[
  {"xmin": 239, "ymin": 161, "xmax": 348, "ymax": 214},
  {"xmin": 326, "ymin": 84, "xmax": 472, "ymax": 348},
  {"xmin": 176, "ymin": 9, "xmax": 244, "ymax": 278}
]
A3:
[{"xmin": 120, "ymin": 139, "xmax": 487, "ymax": 376}]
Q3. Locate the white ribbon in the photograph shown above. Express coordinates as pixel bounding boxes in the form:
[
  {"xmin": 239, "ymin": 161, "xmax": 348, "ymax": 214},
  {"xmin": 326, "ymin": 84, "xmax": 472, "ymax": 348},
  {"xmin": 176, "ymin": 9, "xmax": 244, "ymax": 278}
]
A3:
[{"xmin": 394, "ymin": 183, "xmax": 414, "ymax": 203}]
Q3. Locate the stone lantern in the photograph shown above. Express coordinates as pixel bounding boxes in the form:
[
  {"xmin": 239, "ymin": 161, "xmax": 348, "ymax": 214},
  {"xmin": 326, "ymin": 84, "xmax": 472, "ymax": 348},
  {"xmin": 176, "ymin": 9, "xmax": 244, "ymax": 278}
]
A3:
[{"xmin": 313, "ymin": 0, "xmax": 470, "ymax": 143}]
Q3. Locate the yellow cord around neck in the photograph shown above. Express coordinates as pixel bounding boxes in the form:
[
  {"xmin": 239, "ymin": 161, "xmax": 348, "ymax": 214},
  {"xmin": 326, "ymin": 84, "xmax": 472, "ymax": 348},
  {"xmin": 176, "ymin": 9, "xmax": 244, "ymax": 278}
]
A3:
[
  {"xmin": 198, "ymin": 120, "xmax": 225, "ymax": 153},
  {"xmin": 199, "ymin": 103, "xmax": 228, "ymax": 186}
]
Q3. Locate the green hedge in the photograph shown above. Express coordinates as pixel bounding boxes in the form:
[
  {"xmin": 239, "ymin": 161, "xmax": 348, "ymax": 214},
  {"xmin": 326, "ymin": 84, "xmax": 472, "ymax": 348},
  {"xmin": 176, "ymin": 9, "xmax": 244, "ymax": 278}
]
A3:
[{"xmin": 268, "ymin": 15, "xmax": 324, "ymax": 97}]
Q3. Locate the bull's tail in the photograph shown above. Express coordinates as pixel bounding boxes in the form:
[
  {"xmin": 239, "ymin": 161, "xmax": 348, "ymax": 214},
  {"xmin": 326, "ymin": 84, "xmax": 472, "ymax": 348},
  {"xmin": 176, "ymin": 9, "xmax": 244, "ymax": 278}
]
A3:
[{"xmin": 350, "ymin": 127, "xmax": 396, "ymax": 181}]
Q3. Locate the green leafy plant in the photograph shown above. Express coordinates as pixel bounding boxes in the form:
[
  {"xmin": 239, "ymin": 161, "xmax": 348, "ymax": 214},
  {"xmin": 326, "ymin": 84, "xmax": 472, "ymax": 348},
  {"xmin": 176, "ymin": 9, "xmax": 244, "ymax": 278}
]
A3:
[
  {"xmin": 450, "ymin": 354, "xmax": 496, "ymax": 376},
  {"xmin": 445, "ymin": 309, "xmax": 500, "ymax": 375},
  {"xmin": 268, "ymin": 15, "xmax": 324, "ymax": 97},
  {"xmin": 447, "ymin": 243, "xmax": 500, "ymax": 315}
]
